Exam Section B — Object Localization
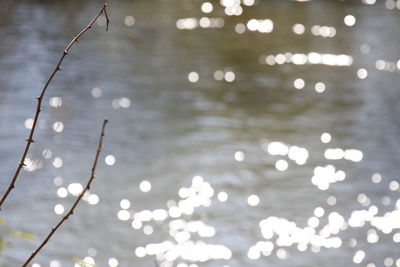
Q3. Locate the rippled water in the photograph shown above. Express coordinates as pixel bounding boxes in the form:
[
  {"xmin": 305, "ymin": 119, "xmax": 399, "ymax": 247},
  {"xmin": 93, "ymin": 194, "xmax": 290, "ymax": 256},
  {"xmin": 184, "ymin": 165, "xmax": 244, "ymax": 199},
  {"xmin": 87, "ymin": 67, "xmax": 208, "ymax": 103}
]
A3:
[{"xmin": 0, "ymin": 0, "xmax": 400, "ymax": 266}]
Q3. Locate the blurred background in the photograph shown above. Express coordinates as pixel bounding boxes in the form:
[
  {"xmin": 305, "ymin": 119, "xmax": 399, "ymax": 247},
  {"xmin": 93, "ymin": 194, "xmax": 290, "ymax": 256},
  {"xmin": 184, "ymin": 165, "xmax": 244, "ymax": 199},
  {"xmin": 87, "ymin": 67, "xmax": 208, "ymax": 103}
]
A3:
[{"xmin": 0, "ymin": 0, "xmax": 399, "ymax": 266}]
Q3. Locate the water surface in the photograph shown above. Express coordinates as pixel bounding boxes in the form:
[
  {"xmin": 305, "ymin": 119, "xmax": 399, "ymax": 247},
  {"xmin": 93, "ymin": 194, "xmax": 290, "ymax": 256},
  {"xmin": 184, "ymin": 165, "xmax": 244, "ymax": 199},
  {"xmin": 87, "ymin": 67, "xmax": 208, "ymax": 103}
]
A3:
[{"xmin": 0, "ymin": 0, "xmax": 399, "ymax": 266}]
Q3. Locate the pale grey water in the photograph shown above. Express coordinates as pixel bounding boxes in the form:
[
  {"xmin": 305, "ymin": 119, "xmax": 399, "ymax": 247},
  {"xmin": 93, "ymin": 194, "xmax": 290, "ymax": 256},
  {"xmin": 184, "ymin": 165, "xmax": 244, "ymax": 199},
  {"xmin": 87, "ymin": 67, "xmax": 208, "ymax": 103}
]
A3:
[{"xmin": 0, "ymin": 0, "xmax": 399, "ymax": 266}]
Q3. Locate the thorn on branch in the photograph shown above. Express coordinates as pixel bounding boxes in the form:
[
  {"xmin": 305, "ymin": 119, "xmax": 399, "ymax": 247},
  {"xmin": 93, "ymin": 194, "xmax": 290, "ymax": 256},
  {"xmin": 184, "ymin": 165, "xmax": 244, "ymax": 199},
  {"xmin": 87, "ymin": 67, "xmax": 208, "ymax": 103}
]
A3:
[{"xmin": 103, "ymin": 7, "xmax": 110, "ymax": 31}]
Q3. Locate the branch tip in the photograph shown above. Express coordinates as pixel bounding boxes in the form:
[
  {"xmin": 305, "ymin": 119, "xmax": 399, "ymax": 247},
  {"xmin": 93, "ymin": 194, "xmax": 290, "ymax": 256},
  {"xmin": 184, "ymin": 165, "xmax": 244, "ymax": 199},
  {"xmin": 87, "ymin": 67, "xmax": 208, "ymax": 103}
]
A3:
[{"xmin": 103, "ymin": 8, "xmax": 110, "ymax": 31}]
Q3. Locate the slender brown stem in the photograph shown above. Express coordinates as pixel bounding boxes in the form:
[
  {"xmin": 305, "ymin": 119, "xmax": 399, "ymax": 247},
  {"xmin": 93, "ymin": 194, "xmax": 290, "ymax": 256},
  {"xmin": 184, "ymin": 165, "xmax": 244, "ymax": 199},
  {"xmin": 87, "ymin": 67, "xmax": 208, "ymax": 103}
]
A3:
[
  {"xmin": 0, "ymin": 2, "xmax": 110, "ymax": 210},
  {"xmin": 22, "ymin": 119, "xmax": 108, "ymax": 267}
]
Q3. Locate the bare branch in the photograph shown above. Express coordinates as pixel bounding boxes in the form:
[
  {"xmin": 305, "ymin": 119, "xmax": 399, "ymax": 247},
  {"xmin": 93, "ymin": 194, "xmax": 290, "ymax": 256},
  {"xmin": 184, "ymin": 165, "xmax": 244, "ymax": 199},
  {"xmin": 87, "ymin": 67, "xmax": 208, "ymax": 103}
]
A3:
[
  {"xmin": 22, "ymin": 119, "xmax": 108, "ymax": 267},
  {"xmin": 0, "ymin": 1, "xmax": 110, "ymax": 210}
]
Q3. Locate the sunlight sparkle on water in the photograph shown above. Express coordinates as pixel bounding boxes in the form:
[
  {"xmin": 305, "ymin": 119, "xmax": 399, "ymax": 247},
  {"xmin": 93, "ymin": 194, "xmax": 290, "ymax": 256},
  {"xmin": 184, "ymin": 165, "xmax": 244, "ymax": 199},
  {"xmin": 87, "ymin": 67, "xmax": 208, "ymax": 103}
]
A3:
[
  {"xmin": 288, "ymin": 146, "xmax": 309, "ymax": 165},
  {"xmin": 361, "ymin": 43, "xmax": 371, "ymax": 54},
  {"xmin": 120, "ymin": 199, "xmax": 131, "ymax": 209},
  {"xmin": 292, "ymin": 23, "xmax": 305, "ymax": 35},
  {"xmin": 234, "ymin": 150, "xmax": 245, "ymax": 161},
  {"xmin": 213, "ymin": 70, "xmax": 224, "ymax": 81},
  {"xmin": 247, "ymin": 19, "xmax": 273, "ymax": 33},
  {"xmin": 53, "ymin": 157, "xmax": 63, "ymax": 168},
  {"xmin": 54, "ymin": 204, "xmax": 64, "ymax": 215},
  {"xmin": 315, "ymin": 82, "xmax": 326, "ymax": 93},
  {"xmin": 376, "ymin": 59, "xmax": 399, "ymax": 72},
  {"xmin": 311, "ymin": 25, "xmax": 336, "ymax": 38},
  {"xmin": 120, "ymin": 169, "xmax": 400, "ymax": 266},
  {"xmin": 353, "ymin": 250, "xmax": 365, "ymax": 264},
  {"xmin": 243, "ymin": 0, "xmax": 255, "ymax": 5},
  {"xmin": 136, "ymin": 211, "xmax": 151, "ymax": 222},
  {"xmin": 188, "ymin": 72, "xmax": 199, "ymax": 83},
  {"xmin": 53, "ymin": 176, "xmax": 63, "ymax": 186},
  {"xmin": 42, "ymin": 148, "xmax": 52, "ymax": 159},
  {"xmin": 311, "ymin": 165, "xmax": 345, "ymax": 190},
  {"xmin": 293, "ymin": 78, "xmax": 305, "ymax": 89},
  {"xmin": 52, "ymin": 121, "xmax": 64, "ymax": 133},
  {"xmin": 265, "ymin": 141, "xmax": 308, "ymax": 165},
  {"xmin": 144, "ymin": 225, "xmax": 154, "ymax": 235},
  {"xmin": 275, "ymin": 159, "xmax": 288, "ymax": 171},
  {"xmin": 68, "ymin": 183, "xmax": 83, "ymax": 196},
  {"xmin": 126, "ymin": 177, "xmax": 231, "ymax": 264},
  {"xmin": 314, "ymin": 207, "xmax": 325, "ymax": 217},
  {"xmin": 23, "ymin": 157, "xmax": 42, "ymax": 172},
  {"xmin": 88, "ymin": 194, "xmax": 99, "ymax": 205},
  {"xmin": 357, "ymin": 68, "xmax": 368, "ymax": 79},
  {"xmin": 132, "ymin": 220, "xmax": 143, "ymax": 230},
  {"xmin": 50, "ymin": 261, "xmax": 61, "ymax": 267},
  {"xmin": 201, "ymin": 2, "xmax": 213, "ymax": 13},
  {"xmin": 57, "ymin": 187, "xmax": 68, "ymax": 198},
  {"xmin": 320, "ymin": 132, "xmax": 332, "ymax": 143},
  {"xmin": 24, "ymin": 118, "xmax": 33, "ymax": 129},
  {"xmin": 140, "ymin": 180, "xmax": 152, "ymax": 192},
  {"xmin": 224, "ymin": 71, "xmax": 235, "ymax": 82},
  {"xmin": 91, "ymin": 87, "xmax": 102, "ymax": 98},
  {"xmin": 362, "ymin": 0, "xmax": 376, "ymax": 4},
  {"xmin": 324, "ymin": 148, "xmax": 363, "ymax": 162},
  {"xmin": 117, "ymin": 210, "xmax": 130, "ymax": 221},
  {"xmin": 108, "ymin": 257, "xmax": 118, "ymax": 267},
  {"xmin": 49, "ymin": 97, "xmax": 62, "ymax": 108},
  {"xmin": 177, "ymin": 18, "xmax": 224, "ymax": 30},
  {"xmin": 389, "ymin": 180, "xmax": 399, "ymax": 191},
  {"xmin": 344, "ymin": 15, "xmax": 356, "ymax": 26},
  {"xmin": 267, "ymin": 141, "xmax": 288, "ymax": 156},
  {"xmin": 372, "ymin": 173, "xmax": 382, "ymax": 183},
  {"xmin": 217, "ymin": 191, "xmax": 228, "ymax": 202},
  {"xmin": 327, "ymin": 196, "xmax": 337, "ymax": 206},
  {"xmin": 105, "ymin": 155, "xmax": 116, "ymax": 166},
  {"xmin": 248, "ymin": 194, "xmax": 260, "ymax": 206},
  {"xmin": 235, "ymin": 23, "xmax": 246, "ymax": 34},
  {"xmin": 119, "ymin": 97, "xmax": 131, "ymax": 108},
  {"xmin": 265, "ymin": 52, "xmax": 353, "ymax": 66},
  {"xmin": 124, "ymin": 16, "xmax": 135, "ymax": 27}
]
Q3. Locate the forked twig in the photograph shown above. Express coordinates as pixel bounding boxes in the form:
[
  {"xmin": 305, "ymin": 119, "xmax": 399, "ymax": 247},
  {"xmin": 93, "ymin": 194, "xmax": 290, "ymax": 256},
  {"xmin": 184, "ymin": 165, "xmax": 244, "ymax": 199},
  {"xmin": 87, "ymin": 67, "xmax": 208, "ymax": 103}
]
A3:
[
  {"xmin": 22, "ymin": 119, "xmax": 108, "ymax": 267},
  {"xmin": 0, "ymin": 2, "xmax": 110, "ymax": 209}
]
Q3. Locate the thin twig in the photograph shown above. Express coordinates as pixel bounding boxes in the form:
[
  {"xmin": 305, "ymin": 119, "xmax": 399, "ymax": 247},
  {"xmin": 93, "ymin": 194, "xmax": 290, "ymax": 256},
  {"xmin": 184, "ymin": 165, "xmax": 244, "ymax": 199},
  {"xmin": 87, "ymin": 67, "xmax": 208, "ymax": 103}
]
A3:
[
  {"xmin": 22, "ymin": 119, "xmax": 108, "ymax": 267},
  {"xmin": 0, "ymin": 1, "xmax": 110, "ymax": 210}
]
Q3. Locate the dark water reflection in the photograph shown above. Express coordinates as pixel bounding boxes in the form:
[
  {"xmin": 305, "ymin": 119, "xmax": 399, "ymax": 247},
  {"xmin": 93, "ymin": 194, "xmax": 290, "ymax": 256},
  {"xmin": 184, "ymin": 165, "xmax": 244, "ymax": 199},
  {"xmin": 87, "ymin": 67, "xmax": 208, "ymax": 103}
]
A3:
[{"xmin": 0, "ymin": 0, "xmax": 399, "ymax": 266}]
